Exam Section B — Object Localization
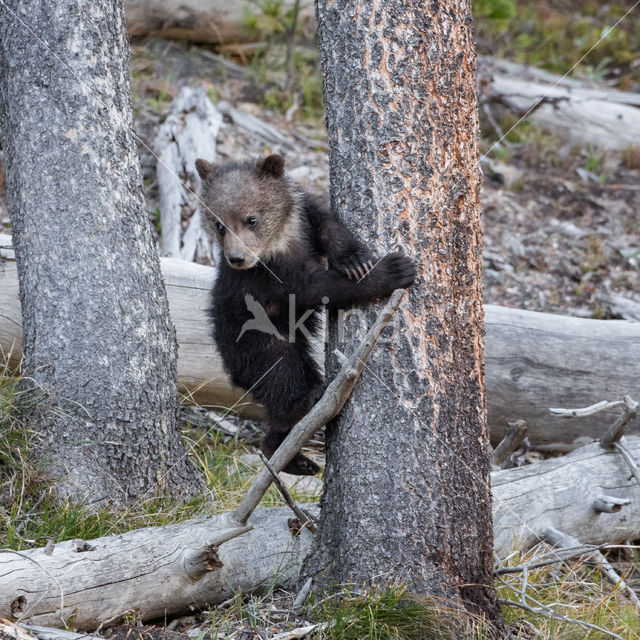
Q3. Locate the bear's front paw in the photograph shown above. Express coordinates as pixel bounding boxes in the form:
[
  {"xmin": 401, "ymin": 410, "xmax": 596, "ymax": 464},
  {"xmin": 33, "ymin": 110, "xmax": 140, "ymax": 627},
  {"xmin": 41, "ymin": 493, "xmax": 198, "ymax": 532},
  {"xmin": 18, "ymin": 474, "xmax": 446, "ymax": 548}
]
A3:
[
  {"xmin": 375, "ymin": 253, "xmax": 417, "ymax": 292},
  {"xmin": 330, "ymin": 243, "xmax": 374, "ymax": 281}
]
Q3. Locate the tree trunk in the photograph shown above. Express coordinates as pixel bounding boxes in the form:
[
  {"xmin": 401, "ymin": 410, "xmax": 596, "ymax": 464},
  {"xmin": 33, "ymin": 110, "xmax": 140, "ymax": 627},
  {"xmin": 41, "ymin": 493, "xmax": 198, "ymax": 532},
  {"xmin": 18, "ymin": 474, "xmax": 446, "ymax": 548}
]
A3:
[
  {"xmin": 304, "ymin": 0, "xmax": 503, "ymax": 629},
  {"xmin": 0, "ymin": 0, "xmax": 201, "ymax": 505}
]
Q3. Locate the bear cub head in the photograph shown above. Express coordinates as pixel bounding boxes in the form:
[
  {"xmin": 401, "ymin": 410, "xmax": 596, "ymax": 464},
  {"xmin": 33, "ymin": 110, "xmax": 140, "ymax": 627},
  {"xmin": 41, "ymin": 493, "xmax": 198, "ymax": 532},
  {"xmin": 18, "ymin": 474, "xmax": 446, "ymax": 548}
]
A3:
[{"xmin": 195, "ymin": 154, "xmax": 300, "ymax": 270}]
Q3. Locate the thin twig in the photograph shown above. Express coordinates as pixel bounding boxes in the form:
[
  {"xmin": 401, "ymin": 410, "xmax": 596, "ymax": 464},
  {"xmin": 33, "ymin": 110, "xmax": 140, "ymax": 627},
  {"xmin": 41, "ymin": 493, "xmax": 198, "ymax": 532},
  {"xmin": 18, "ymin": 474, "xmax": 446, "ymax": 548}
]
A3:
[
  {"xmin": 600, "ymin": 396, "xmax": 639, "ymax": 449},
  {"xmin": 257, "ymin": 451, "xmax": 317, "ymax": 533},
  {"xmin": 271, "ymin": 623, "xmax": 327, "ymax": 639},
  {"xmin": 543, "ymin": 528, "xmax": 640, "ymax": 615},
  {"xmin": 496, "ymin": 543, "xmax": 640, "ymax": 575},
  {"xmin": 231, "ymin": 289, "xmax": 406, "ymax": 527},
  {"xmin": 549, "ymin": 399, "xmax": 625, "ymax": 418},
  {"xmin": 498, "ymin": 599, "xmax": 626, "ymax": 639}
]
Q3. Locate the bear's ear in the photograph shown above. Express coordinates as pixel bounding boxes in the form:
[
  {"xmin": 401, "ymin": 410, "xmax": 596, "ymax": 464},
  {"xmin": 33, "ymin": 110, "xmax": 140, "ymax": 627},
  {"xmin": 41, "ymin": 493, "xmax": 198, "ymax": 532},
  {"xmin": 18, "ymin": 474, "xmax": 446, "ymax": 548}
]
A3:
[
  {"xmin": 195, "ymin": 158, "xmax": 218, "ymax": 180},
  {"xmin": 257, "ymin": 154, "xmax": 285, "ymax": 179}
]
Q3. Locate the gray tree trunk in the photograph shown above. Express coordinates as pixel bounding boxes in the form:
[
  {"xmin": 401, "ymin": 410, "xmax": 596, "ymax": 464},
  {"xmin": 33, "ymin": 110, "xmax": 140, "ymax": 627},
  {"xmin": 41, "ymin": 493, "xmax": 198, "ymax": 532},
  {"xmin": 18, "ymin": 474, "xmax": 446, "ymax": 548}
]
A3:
[
  {"xmin": 0, "ymin": 0, "xmax": 201, "ymax": 505},
  {"xmin": 303, "ymin": 0, "xmax": 503, "ymax": 628}
]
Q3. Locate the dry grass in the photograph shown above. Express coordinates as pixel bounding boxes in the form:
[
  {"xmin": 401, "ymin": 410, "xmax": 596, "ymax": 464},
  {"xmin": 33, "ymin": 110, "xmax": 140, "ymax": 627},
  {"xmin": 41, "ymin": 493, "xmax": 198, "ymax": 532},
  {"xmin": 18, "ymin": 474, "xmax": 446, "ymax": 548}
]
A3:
[{"xmin": 497, "ymin": 543, "xmax": 640, "ymax": 638}]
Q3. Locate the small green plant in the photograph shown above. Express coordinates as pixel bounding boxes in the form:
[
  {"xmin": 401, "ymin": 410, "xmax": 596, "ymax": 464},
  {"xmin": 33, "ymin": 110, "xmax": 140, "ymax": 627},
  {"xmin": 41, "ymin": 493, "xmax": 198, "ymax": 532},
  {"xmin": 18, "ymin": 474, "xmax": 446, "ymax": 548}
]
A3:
[
  {"xmin": 473, "ymin": 0, "xmax": 515, "ymax": 21},
  {"xmin": 152, "ymin": 207, "xmax": 162, "ymax": 234},
  {"xmin": 207, "ymin": 86, "xmax": 221, "ymax": 105},
  {"xmin": 309, "ymin": 584, "xmax": 486, "ymax": 639},
  {"xmin": 584, "ymin": 149, "xmax": 603, "ymax": 173}
]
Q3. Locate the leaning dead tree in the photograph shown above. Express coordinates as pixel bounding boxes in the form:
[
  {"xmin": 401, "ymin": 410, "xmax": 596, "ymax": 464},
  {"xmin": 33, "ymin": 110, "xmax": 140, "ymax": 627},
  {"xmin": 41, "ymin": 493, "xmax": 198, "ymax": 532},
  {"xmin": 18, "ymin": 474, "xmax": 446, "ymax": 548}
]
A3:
[
  {"xmin": 3, "ymin": 247, "xmax": 640, "ymax": 444},
  {"xmin": 153, "ymin": 86, "xmax": 221, "ymax": 263},
  {"xmin": 3, "ymin": 395, "xmax": 639, "ymax": 630},
  {"xmin": 0, "ymin": 0, "xmax": 201, "ymax": 503}
]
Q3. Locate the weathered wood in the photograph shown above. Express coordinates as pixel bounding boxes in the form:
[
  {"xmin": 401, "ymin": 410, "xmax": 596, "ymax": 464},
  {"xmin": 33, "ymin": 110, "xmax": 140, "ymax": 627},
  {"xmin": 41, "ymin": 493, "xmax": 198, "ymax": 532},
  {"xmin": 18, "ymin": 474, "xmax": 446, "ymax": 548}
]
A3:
[
  {"xmin": 217, "ymin": 101, "xmax": 298, "ymax": 152},
  {"xmin": 592, "ymin": 495, "xmax": 631, "ymax": 514},
  {"xmin": 492, "ymin": 420, "xmax": 527, "ymax": 468},
  {"xmin": 484, "ymin": 306, "xmax": 640, "ymax": 447},
  {"xmin": 2, "ymin": 244, "xmax": 639, "ymax": 446},
  {"xmin": 153, "ymin": 86, "xmax": 222, "ymax": 263},
  {"xmin": 0, "ymin": 507, "xmax": 313, "ymax": 629},
  {"xmin": 492, "ymin": 437, "xmax": 640, "ymax": 556},
  {"xmin": 599, "ymin": 395, "xmax": 639, "ymax": 449},
  {"xmin": 3, "ymin": 436, "xmax": 640, "ymax": 629},
  {"xmin": 480, "ymin": 57, "xmax": 640, "ymax": 150}
]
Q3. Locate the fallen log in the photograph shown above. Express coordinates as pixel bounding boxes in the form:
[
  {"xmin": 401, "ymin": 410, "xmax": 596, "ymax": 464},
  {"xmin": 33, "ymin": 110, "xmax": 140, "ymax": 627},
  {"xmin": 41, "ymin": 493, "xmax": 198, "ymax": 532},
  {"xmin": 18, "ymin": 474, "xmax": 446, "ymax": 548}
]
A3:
[
  {"xmin": 2, "ymin": 435, "xmax": 640, "ymax": 629},
  {"xmin": 2, "ymin": 242, "xmax": 639, "ymax": 445},
  {"xmin": 480, "ymin": 57, "xmax": 640, "ymax": 150},
  {"xmin": 491, "ymin": 436, "xmax": 640, "ymax": 555},
  {"xmin": 484, "ymin": 305, "xmax": 640, "ymax": 447},
  {"xmin": 125, "ymin": 0, "xmax": 316, "ymax": 45}
]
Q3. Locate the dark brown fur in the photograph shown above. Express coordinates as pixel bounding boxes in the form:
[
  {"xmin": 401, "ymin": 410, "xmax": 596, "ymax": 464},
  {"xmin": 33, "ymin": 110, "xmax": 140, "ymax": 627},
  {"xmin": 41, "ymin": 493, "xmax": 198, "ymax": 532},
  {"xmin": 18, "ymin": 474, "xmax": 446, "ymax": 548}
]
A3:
[{"xmin": 196, "ymin": 154, "xmax": 416, "ymax": 474}]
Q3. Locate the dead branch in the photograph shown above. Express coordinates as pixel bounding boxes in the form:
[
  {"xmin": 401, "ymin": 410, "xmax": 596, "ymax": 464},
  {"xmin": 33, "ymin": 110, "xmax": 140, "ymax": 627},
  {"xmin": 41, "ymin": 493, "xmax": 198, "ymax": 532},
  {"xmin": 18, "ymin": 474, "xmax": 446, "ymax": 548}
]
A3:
[
  {"xmin": 258, "ymin": 451, "xmax": 317, "ymax": 534},
  {"xmin": 498, "ymin": 598, "xmax": 626, "ymax": 640},
  {"xmin": 231, "ymin": 289, "xmax": 406, "ymax": 526},
  {"xmin": 599, "ymin": 396, "xmax": 639, "ymax": 450},
  {"xmin": 491, "ymin": 420, "xmax": 527, "ymax": 469}
]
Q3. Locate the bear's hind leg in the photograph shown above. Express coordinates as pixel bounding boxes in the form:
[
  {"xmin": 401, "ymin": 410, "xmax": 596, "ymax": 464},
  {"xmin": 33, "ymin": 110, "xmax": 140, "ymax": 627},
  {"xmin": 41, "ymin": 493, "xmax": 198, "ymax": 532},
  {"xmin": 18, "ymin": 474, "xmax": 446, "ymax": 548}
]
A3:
[
  {"xmin": 252, "ymin": 359, "xmax": 322, "ymax": 476},
  {"xmin": 261, "ymin": 425, "xmax": 320, "ymax": 476}
]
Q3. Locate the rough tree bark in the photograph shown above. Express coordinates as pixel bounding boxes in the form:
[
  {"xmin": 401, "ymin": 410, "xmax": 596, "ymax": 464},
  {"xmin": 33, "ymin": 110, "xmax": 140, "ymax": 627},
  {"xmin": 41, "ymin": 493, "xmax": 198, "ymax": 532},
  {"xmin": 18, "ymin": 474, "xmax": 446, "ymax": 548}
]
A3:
[
  {"xmin": 0, "ymin": 0, "xmax": 201, "ymax": 504},
  {"xmin": 303, "ymin": 0, "xmax": 503, "ymax": 629}
]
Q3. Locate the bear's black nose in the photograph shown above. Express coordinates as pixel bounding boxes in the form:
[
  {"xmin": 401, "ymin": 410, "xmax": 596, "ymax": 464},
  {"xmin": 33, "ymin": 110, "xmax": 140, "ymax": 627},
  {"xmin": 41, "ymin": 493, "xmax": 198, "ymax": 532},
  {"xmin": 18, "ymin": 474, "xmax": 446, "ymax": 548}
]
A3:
[{"xmin": 228, "ymin": 252, "xmax": 246, "ymax": 266}]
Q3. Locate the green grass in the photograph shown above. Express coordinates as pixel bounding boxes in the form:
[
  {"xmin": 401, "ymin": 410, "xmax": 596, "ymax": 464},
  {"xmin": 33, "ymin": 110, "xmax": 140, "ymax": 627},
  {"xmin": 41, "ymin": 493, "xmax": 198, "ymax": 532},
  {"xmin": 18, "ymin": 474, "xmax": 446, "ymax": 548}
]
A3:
[
  {"xmin": 308, "ymin": 584, "xmax": 490, "ymax": 640},
  {"xmin": 0, "ymin": 366, "xmax": 319, "ymax": 551}
]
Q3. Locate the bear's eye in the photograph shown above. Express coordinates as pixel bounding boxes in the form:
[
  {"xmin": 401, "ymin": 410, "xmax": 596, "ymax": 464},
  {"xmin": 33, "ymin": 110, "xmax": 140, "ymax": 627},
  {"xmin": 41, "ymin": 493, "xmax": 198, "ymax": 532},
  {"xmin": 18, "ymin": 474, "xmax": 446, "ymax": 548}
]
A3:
[
  {"xmin": 246, "ymin": 216, "xmax": 259, "ymax": 228},
  {"xmin": 215, "ymin": 220, "xmax": 226, "ymax": 236}
]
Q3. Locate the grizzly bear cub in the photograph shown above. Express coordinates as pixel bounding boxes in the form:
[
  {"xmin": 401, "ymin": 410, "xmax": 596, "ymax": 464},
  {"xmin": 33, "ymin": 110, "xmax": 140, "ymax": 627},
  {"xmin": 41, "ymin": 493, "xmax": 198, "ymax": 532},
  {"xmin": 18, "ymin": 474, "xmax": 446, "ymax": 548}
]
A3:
[{"xmin": 195, "ymin": 154, "xmax": 415, "ymax": 475}]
